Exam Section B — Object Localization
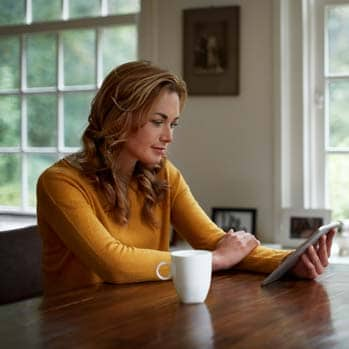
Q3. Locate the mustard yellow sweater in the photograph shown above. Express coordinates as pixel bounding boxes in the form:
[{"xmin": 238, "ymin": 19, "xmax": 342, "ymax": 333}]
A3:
[{"xmin": 37, "ymin": 158, "xmax": 290, "ymax": 295}]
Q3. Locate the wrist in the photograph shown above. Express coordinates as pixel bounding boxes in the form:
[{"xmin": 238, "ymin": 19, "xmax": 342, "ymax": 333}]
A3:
[{"xmin": 212, "ymin": 250, "xmax": 225, "ymax": 271}]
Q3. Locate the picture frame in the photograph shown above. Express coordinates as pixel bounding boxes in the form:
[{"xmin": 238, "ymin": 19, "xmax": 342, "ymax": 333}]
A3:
[
  {"xmin": 182, "ymin": 6, "xmax": 240, "ymax": 95},
  {"xmin": 280, "ymin": 208, "xmax": 332, "ymax": 248},
  {"xmin": 211, "ymin": 207, "xmax": 257, "ymax": 235}
]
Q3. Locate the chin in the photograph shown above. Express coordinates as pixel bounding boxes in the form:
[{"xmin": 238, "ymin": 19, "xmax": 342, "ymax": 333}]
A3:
[{"xmin": 140, "ymin": 157, "xmax": 163, "ymax": 168}]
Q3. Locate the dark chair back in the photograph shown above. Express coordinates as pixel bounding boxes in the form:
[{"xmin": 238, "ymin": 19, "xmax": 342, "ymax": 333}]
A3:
[{"xmin": 0, "ymin": 225, "xmax": 42, "ymax": 304}]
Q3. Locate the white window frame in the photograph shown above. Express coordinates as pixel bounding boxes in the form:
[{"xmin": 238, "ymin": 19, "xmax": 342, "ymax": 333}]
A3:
[
  {"xmin": 0, "ymin": 1, "xmax": 139, "ymax": 214},
  {"xmin": 302, "ymin": 0, "xmax": 349, "ymax": 211},
  {"xmin": 273, "ymin": 0, "xmax": 349, "ymax": 239}
]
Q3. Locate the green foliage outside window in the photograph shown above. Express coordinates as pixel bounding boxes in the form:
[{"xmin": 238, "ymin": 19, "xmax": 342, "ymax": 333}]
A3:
[
  {"xmin": 26, "ymin": 33, "xmax": 57, "ymax": 88},
  {"xmin": 0, "ymin": 0, "xmax": 25, "ymax": 25},
  {"xmin": 63, "ymin": 30, "xmax": 96, "ymax": 86},
  {"xmin": 0, "ymin": 155, "xmax": 21, "ymax": 206},
  {"xmin": 32, "ymin": 0, "xmax": 61, "ymax": 22},
  {"xmin": 0, "ymin": 0, "xmax": 138, "ymax": 210},
  {"xmin": 27, "ymin": 94, "xmax": 57, "ymax": 147},
  {"xmin": 0, "ymin": 36, "xmax": 20, "ymax": 89},
  {"xmin": 64, "ymin": 92, "xmax": 93, "ymax": 147},
  {"xmin": 0, "ymin": 96, "xmax": 20, "ymax": 147},
  {"xmin": 69, "ymin": 0, "xmax": 100, "ymax": 19}
]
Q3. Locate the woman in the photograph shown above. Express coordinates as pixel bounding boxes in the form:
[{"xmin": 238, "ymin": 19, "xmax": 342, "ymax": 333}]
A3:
[{"xmin": 37, "ymin": 61, "xmax": 334, "ymax": 295}]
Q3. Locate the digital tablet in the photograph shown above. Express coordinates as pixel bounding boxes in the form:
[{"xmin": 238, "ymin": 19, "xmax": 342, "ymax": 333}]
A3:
[{"xmin": 261, "ymin": 221, "xmax": 341, "ymax": 287}]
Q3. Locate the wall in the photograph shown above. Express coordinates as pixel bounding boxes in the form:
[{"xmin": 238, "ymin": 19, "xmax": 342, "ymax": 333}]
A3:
[{"xmin": 140, "ymin": 0, "xmax": 276, "ymax": 242}]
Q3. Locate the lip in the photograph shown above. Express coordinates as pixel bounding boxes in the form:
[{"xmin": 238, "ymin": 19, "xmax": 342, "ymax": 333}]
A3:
[{"xmin": 152, "ymin": 146, "xmax": 166, "ymax": 155}]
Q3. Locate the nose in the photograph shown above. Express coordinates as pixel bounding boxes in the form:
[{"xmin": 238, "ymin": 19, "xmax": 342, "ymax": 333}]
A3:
[{"xmin": 160, "ymin": 125, "xmax": 173, "ymax": 143}]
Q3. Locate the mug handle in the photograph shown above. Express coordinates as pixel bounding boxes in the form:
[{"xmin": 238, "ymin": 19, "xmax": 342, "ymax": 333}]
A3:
[{"xmin": 156, "ymin": 261, "xmax": 171, "ymax": 280}]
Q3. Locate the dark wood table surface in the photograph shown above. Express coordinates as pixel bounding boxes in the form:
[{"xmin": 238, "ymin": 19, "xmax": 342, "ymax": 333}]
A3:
[{"xmin": 1, "ymin": 264, "xmax": 349, "ymax": 349}]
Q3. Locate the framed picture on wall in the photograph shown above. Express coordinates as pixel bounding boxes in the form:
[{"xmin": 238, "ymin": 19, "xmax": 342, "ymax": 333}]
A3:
[
  {"xmin": 280, "ymin": 208, "xmax": 332, "ymax": 248},
  {"xmin": 182, "ymin": 6, "xmax": 240, "ymax": 95},
  {"xmin": 211, "ymin": 208, "xmax": 257, "ymax": 235}
]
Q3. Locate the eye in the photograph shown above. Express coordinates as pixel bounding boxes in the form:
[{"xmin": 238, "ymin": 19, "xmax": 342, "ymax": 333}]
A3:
[
  {"xmin": 151, "ymin": 119, "xmax": 164, "ymax": 127},
  {"xmin": 170, "ymin": 120, "xmax": 180, "ymax": 129}
]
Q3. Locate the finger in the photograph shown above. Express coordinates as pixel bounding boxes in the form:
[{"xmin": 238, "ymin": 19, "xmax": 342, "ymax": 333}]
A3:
[
  {"xmin": 326, "ymin": 229, "xmax": 335, "ymax": 257},
  {"xmin": 224, "ymin": 231, "xmax": 236, "ymax": 239},
  {"xmin": 235, "ymin": 230, "xmax": 247, "ymax": 235},
  {"xmin": 307, "ymin": 245, "xmax": 324, "ymax": 275},
  {"xmin": 300, "ymin": 253, "xmax": 318, "ymax": 279},
  {"xmin": 239, "ymin": 231, "xmax": 258, "ymax": 241},
  {"xmin": 243, "ymin": 233, "xmax": 260, "ymax": 247},
  {"xmin": 317, "ymin": 235, "xmax": 329, "ymax": 267}
]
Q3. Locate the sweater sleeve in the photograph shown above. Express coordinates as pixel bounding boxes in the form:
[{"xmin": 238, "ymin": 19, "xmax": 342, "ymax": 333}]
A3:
[
  {"xmin": 166, "ymin": 161, "xmax": 292, "ymax": 273},
  {"xmin": 167, "ymin": 162, "xmax": 225, "ymax": 250},
  {"xmin": 235, "ymin": 246, "xmax": 293, "ymax": 274},
  {"xmin": 37, "ymin": 168, "xmax": 170, "ymax": 284}
]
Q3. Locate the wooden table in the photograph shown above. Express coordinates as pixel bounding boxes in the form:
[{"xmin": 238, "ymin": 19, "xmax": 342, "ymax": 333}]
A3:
[{"xmin": 1, "ymin": 264, "xmax": 349, "ymax": 348}]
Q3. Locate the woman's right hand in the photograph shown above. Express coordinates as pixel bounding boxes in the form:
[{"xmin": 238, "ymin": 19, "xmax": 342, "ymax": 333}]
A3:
[{"xmin": 212, "ymin": 230, "xmax": 260, "ymax": 271}]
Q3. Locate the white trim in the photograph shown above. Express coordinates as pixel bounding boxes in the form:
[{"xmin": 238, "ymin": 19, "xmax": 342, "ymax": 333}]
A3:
[
  {"xmin": 22, "ymin": 154, "xmax": 29, "ymax": 211},
  {"xmin": 276, "ymin": 0, "xmax": 304, "ymax": 209},
  {"xmin": 273, "ymin": 0, "xmax": 315, "ymax": 243},
  {"xmin": 62, "ymin": 0, "xmax": 69, "ymax": 21},
  {"xmin": 272, "ymin": 0, "xmax": 282, "ymax": 241},
  {"xmin": 302, "ymin": 0, "xmax": 312, "ymax": 208},
  {"xmin": 0, "ymin": 148, "xmax": 21, "ymax": 153},
  {"xmin": 58, "ymin": 91, "xmax": 64, "ymax": 151},
  {"xmin": 274, "ymin": 0, "xmax": 349, "ymax": 236},
  {"xmin": 0, "ymin": 14, "xmax": 137, "ymax": 35},
  {"xmin": 26, "ymin": 0, "xmax": 32, "ymax": 24},
  {"xmin": 94, "ymin": 28, "xmax": 99, "ymax": 87},
  {"xmin": 279, "ymin": 0, "xmax": 292, "ymax": 209},
  {"xmin": 101, "ymin": 0, "xmax": 108, "ymax": 16},
  {"xmin": 96, "ymin": 28, "xmax": 103, "ymax": 87}
]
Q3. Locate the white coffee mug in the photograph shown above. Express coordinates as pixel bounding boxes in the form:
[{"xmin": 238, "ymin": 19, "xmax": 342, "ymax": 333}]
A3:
[{"xmin": 156, "ymin": 250, "xmax": 212, "ymax": 304}]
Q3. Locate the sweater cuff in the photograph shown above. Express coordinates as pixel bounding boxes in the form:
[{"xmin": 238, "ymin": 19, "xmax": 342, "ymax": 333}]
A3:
[{"xmin": 235, "ymin": 245, "xmax": 294, "ymax": 274}]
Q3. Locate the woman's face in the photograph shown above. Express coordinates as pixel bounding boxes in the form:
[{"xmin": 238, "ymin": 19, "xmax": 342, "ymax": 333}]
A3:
[{"xmin": 118, "ymin": 89, "xmax": 180, "ymax": 174}]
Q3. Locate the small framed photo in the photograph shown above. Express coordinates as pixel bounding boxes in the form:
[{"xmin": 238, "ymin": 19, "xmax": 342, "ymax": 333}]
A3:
[
  {"xmin": 211, "ymin": 207, "xmax": 257, "ymax": 235},
  {"xmin": 280, "ymin": 209, "xmax": 332, "ymax": 247},
  {"xmin": 182, "ymin": 6, "xmax": 240, "ymax": 95}
]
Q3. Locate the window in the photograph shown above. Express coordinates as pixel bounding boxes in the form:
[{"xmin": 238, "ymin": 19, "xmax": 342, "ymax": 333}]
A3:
[
  {"xmin": 324, "ymin": 3, "xmax": 349, "ymax": 219},
  {"xmin": 0, "ymin": 0, "xmax": 139, "ymax": 213}
]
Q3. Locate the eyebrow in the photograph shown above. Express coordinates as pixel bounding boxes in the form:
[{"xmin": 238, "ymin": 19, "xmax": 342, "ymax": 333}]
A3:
[{"xmin": 154, "ymin": 112, "xmax": 180, "ymax": 120}]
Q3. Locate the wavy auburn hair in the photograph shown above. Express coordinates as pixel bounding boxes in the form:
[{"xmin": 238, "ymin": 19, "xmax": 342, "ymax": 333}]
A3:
[{"xmin": 76, "ymin": 61, "xmax": 187, "ymax": 226}]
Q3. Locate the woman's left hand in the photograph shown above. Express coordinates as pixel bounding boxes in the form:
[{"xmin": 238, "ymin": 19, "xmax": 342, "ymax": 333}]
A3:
[{"xmin": 290, "ymin": 229, "xmax": 335, "ymax": 279}]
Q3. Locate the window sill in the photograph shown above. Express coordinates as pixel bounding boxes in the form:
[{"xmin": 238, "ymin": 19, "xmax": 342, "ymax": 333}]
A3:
[{"xmin": 0, "ymin": 214, "xmax": 37, "ymax": 231}]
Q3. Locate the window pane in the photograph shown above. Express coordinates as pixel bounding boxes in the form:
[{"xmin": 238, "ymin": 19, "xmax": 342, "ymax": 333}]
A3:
[
  {"xmin": 26, "ymin": 33, "xmax": 57, "ymax": 88},
  {"xmin": 0, "ymin": 36, "xmax": 20, "ymax": 90},
  {"xmin": 32, "ymin": 0, "xmax": 61, "ymax": 22},
  {"xmin": 27, "ymin": 154, "xmax": 57, "ymax": 208},
  {"xmin": 69, "ymin": 0, "xmax": 100, "ymax": 19},
  {"xmin": 0, "ymin": 0, "xmax": 25, "ymax": 25},
  {"xmin": 0, "ymin": 154, "xmax": 21, "ymax": 206},
  {"xmin": 327, "ymin": 154, "xmax": 349, "ymax": 219},
  {"xmin": 27, "ymin": 94, "xmax": 57, "ymax": 147},
  {"xmin": 108, "ymin": 0, "xmax": 140, "ymax": 14},
  {"xmin": 64, "ymin": 92, "xmax": 93, "ymax": 147},
  {"xmin": 63, "ymin": 30, "xmax": 96, "ymax": 86},
  {"xmin": 328, "ymin": 80, "xmax": 349, "ymax": 148},
  {"xmin": 102, "ymin": 25, "xmax": 137, "ymax": 76},
  {"xmin": 327, "ymin": 6, "xmax": 349, "ymax": 75},
  {"xmin": 0, "ymin": 96, "xmax": 20, "ymax": 147}
]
